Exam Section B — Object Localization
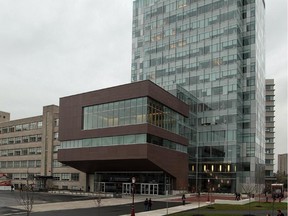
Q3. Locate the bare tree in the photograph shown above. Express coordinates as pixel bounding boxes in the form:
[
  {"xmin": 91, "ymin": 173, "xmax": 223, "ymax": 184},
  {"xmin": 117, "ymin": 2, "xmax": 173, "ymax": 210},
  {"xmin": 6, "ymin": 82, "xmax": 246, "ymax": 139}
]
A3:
[
  {"xmin": 242, "ymin": 183, "xmax": 256, "ymax": 216},
  {"xmin": 16, "ymin": 172, "xmax": 34, "ymax": 216},
  {"xmin": 91, "ymin": 182, "xmax": 102, "ymax": 216}
]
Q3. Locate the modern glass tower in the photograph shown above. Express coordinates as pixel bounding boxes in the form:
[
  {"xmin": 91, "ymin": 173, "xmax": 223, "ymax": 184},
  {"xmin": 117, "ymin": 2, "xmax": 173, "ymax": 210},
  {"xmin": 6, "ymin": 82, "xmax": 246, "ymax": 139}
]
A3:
[{"xmin": 131, "ymin": 0, "xmax": 266, "ymax": 193}]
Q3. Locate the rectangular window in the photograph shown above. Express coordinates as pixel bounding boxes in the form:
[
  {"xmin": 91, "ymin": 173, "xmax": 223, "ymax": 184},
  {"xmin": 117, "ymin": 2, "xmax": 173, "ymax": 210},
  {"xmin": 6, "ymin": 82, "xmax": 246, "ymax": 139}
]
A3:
[
  {"xmin": 71, "ymin": 173, "xmax": 80, "ymax": 181},
  {"xmin": 9, "ymin": 126, "xmax": 15, "ymax": 133},
  {"xmin": 53, "ymin": 173, "xmax": 60, "ymax": 181},
  {"xmin": 29, "ymin": 135, "xmax": 37, "ymax": 142},
  {"xmin": 38, "ymin": 122, "xmax": 43, "ymax": 129},
  {"xmin": 36, "ymin": 160, "xmax": 41, "ymax": 167},
  {"xmin": 22, "ymin": 124, "xmax": 29, "ymax": 131},
  {"xmin": 15, "ymin": 125, "xmax": 22, "ymax": 131},
  {"xmin": 37, "ymin": 134, "xmax": 42, "ymax": 142},
  {"xmin": 15, "ymin": 137, "xmax": 22, "ymax": 144},
  {"xmin": 21, "ymin": 161, "xmax": 27, "ymax": 168},
  {"xmin": 28, "ymin": 160, "xmax": 35, "ymax": 168},
  {"xmin": 30, "ymin": 122, "xmax": 37, "ymax": 130},
  {"xmin": 8, "ymin": 138, "xmax": 15, "ymax": 144},
  {"xmin": 61, "ymin": 173, "xmax": 70, "ymax": 181},
  {"xmin": 22, "ymin": 136, "xmax": 29, "ymax": 143},
  {"xmin": 14, "ymin": 161, "xmax": 20, "ymax": 168}
]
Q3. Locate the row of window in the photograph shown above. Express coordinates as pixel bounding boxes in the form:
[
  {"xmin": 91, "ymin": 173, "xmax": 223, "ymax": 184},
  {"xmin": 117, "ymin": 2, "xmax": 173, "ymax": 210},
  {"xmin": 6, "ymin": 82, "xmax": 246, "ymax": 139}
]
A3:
[
  {"xmin": 142, "ymin": 0, "xmax": 236, "ymax": 23},
  {"xmin": 265, "ymin": 106, "xmax": 274, "ymax": 112},
  {"xmin": 139, "ymin": 25, "xmax": 238, "ymax": 55},
  {"xmin": 198, "ymin": 99, "xmax": 237, "ymax": 112},
  {"xmin": 266, "ymin": 117, "xmax": 274, "ymax": 122},
  {"xmin": 145, "ymin": 34, "xmax": 238, "ymax": 60},
  {"xmin": 83, "ymin": 98, "xmax": 186, "ymax": 136},
  {"xmin": 0, "ymin": 160, "xmax": 41, "ymax": 168},
  {"xmin": 60, "ymin": 134, "xmax": 187, "ymax": 153},
  {"xmin": 265, "ymin": 127, "xmax": 274, "ymax": 133},
  {"xmin": 0, "ymin": 134, "xmax": 42, "ymax": 145},
  {"xmin": 265, "ymin": 138, "xmax": 274, "ymax": 143},
  {"xmin": 0, "ymin": 147, "xmax": 41, "ymax": 157},
  {"xmin": 155, "ymin": 68, "xmax": 239, "ymax": 87},
  {"xmin": 142, "ymin": 54, "xmax": 239, "ymax": 71},
  {"xmin": 145, "ymin": 42, "xmax": 240, "ymax": 70},
  {"xmin": 144, "ymin": 1, "xmax": 255, "ymax": 25},
  {"xmin": 8, "ymin": 173, "xmax": 79, "ymax": 182},
  {"xmin": 0, "ymin": 121, "xmax": 42, "ymax": 134},
  {"xmin": 265, "ymin": 96, "xmax": 275, "ymax": 101},
  {"xmin": 9, "ymin": 173, "xmax": 39, "ymax": 180},
  {"xmin": 199, "ymin": 114, "xmax": 237, "ymax": 126},
  {"xmin": 142, "ymin": 5, "xmax": 237, "ymax": 30},
  {"xmin": 198, "ymin": 130, "xmax": 237, "ymax": 142},
  {"xmin": 265, "ymin": 85, "xmax": 275, "ymax": 91},
  {"xmin": 194, "ymin": 84, "xmax": 238, "ymax": 98},
  {"xmin": 53, "ymin": 173, "xmax": 80, "ymax": 181}
]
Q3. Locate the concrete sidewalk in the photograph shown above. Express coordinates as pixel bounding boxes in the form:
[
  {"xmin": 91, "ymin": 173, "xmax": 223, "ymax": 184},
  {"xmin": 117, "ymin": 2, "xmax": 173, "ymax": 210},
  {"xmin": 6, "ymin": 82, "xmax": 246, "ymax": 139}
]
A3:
[{"xmin": 120, "ymin": 202, "xmax": 208, "ymax": 216}]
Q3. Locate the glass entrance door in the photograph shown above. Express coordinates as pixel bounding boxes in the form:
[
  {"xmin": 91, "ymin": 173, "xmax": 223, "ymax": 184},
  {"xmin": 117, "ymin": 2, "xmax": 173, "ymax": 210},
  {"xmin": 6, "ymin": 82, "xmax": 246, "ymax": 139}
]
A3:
[
  {"xmin": 122, "ymin": 183, "xmax": 131, "ymax": 195},
  {"xmin": 95, "ymin": 182, "xmax": 106, "ymax": 193},
  {"xmin": 141, "ymin": 183, "xmax": 158, "ymax": 195}
]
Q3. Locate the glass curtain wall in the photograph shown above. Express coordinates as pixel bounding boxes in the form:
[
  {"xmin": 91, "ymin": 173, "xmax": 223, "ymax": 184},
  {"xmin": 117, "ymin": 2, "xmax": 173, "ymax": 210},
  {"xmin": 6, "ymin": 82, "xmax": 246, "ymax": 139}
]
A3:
[{"xmin": 132, "ymin": 0, "xmax": 265, "ymax": 192}]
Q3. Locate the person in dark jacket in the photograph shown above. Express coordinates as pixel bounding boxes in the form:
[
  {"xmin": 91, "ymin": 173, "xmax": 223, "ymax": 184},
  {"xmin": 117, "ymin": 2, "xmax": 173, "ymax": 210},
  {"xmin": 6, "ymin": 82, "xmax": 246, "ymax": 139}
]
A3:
[
  {"xmin": 182, "ymin": 194, "xmax": 186, "ymax": 205},
  {"xmin": 148, "ymin": 198, "xmax": 152, "ymax": 210},
  {"xmin": 144, "ymin": 198, "xmax": 148, "ymax": 211}
]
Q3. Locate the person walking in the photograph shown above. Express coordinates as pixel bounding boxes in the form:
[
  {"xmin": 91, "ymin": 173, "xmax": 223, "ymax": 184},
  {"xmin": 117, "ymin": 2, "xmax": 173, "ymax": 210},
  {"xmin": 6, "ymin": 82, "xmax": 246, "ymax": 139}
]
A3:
[
  {"xmin": 182, "ymin": 194, "xmax": 186, "ymax": 205},
  {"xmin": 144, "ymin": 198, "xmax": 148, "ymax": 211},
  {"xmin": 148, "ymin": 198, "xmax": 152, "ymax": 210}
]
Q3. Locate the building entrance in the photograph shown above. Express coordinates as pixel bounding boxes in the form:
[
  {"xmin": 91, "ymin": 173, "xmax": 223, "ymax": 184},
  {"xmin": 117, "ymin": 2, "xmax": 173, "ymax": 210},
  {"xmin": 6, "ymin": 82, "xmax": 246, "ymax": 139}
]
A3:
[
  {"xmin": 141, "ymin": 183, "xmax": 158, "ymax": 195},
  {"xmin": 94, "ymin": 171, "xmax": 171, "ymax": 195},
  {"xmin": 122, "ymin": 183, "xmax": 131, "ymax": 195}
]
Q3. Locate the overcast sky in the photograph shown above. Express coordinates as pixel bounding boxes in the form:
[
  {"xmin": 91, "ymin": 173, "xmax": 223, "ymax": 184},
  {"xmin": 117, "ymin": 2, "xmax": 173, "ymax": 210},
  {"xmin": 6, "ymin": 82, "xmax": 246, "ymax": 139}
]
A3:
[{"xmin": 0, "ymin": 1, "xmax": 287, "ymax": 164}]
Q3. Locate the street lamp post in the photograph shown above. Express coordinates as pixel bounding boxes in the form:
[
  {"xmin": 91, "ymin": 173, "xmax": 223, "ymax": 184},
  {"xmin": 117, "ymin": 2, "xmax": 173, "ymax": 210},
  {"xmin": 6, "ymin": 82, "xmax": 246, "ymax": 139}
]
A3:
[
  {"xmin": 207, "ymin": 179, "xmax": 210, "ymax": 202},
  {"xmin": 131, "ymin": 177, "xmax": 136, "ymax": 216}
]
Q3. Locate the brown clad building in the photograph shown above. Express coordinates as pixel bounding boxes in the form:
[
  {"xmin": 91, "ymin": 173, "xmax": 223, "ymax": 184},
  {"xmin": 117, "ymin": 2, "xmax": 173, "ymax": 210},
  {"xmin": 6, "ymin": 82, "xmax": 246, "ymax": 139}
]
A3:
[{"xmin": 58, "ymin": 80, "xmax": 190, "ymax": 195}]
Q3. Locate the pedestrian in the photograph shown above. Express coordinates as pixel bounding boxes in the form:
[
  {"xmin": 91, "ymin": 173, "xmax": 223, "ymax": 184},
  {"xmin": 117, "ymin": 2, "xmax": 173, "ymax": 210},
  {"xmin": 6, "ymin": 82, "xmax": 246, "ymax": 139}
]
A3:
[
  {"xmin": 148, "ymin": 198, "xmax": 152, "ymax": 210},
  {"xmin": 277, "ymin": 209, "xmax": 284, "ymax": 216},
  {"xmin": 182, "ymin": 194, "xmax": 186, "ymax": 205},
  {"xmin": 144, "ymin": 198, "xmax": 148, "ymax": 211},
  {"xmin": 10, "ymin": 185, "xmax": 14, "ymax": 192}
]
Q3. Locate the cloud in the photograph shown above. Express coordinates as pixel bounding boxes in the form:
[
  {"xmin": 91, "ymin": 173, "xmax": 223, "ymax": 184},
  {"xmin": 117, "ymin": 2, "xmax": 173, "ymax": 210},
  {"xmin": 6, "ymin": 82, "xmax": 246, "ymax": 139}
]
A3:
[{"xmin": 0, "ymin": 0, "xmax": 133, "ymax": 118}]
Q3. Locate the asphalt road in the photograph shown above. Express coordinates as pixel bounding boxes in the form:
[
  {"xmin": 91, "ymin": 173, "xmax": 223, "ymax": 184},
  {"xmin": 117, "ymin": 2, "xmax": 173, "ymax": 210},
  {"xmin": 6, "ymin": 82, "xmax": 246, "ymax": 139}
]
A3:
[
  {"xmin": 0, "ymin": 190, "xmax": 93, "ymax": 207},
  {"xmin": 0, "ymin": 191, "xmax": 182, "ymax": 216},
  {"xmin": 1, "ymin": 201, "xmax": 182, "ymax": 216}
]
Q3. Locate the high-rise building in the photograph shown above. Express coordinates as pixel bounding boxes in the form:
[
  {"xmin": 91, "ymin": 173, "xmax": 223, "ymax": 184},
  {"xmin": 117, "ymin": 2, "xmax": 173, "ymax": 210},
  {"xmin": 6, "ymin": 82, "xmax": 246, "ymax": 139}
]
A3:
[
  {"xmin": 132, "ymin": 0, "xmax": 266, "ymax": 192},
  {"xmin": 265, "ymin": 79, "xmax": 275, "ymax": 180},
  {"xmin": 0, "ymin": 105, "xmax": 85, "ymax": 190},
  {"xmin": 278, "ymin": 153, "xmax": 288, "ymax": 175}
]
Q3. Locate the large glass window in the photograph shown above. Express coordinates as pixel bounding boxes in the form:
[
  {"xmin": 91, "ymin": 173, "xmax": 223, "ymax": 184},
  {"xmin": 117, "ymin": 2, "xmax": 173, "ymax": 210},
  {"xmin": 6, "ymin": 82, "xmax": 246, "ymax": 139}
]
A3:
[{"xmin": 82, "ymin": 97, "xmax": 187, "ymax": 135}]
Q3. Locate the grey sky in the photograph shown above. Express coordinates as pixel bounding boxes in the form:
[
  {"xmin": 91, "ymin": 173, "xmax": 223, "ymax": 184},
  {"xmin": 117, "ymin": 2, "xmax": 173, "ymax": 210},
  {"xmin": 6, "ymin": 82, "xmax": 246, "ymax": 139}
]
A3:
[{"xmin": 0, "ymin": 1, "xmax": 287, "ymax": 162}]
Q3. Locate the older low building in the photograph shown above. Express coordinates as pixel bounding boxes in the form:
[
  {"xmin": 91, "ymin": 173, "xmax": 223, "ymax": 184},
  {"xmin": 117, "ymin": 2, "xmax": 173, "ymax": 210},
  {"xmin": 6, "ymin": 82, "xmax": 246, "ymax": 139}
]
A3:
[
  {"xmin": 0, "ymin": 105, "xmax": 85, "ymax": 190},
  {"xmin": 58, "ymin": 80, "xmax": 190, "ymax": 195}
]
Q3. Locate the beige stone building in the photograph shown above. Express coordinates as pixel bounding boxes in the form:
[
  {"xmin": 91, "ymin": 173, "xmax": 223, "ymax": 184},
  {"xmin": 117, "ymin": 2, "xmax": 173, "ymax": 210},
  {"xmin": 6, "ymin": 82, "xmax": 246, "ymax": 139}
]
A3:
[
  {"xmin": 265, "ymin": 79, "xmax": 275, "ymax": 181},
  {"xmin": 278, "ymin": 153, "xmax": 288, "ymax": 175},
  {"xmin": 0, "ymin": 105, "xmax": 86, "ymax": 190}
]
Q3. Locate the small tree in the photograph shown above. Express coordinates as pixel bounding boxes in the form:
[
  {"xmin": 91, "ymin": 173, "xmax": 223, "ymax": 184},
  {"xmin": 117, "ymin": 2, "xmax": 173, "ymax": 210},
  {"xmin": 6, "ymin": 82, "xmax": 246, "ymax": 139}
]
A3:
[
  {"xmin": 16, "ymin": 172, "xmax": 34, "ymax": 216},
  {"xmin": 91, "ymin": 182, "xmax": 102, "ymax": 216},
  {"xmin": 242, "ymin": 183, "xmax": 256, "ymax": 216}
]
